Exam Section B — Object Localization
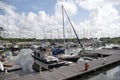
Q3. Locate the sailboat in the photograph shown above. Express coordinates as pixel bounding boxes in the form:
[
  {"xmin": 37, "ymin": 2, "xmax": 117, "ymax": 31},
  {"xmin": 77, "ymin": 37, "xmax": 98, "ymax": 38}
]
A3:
[
  {"xmin": 31, "ymin": 5, "xmax": 86, "ymax": 70},
  {"xmin": 51, "ymin": 5, "xmax": 82, "ymax": 62}
]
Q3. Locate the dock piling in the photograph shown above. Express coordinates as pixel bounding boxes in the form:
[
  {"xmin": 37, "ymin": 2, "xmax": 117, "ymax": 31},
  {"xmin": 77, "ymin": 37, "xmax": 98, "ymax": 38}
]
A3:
[
  {"xmin": 5, "ymin": 68, "xmax": 8, "ymax": 74},
  {"xmin": 39, "ymin": 66, "xmax": 42, "ymax": 73}
]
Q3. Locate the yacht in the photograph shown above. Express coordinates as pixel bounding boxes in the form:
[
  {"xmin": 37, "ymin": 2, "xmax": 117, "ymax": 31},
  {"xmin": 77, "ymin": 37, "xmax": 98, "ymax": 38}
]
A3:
[{"xmin": 31, "ymin": 47, "xmax": 65, "ymax": 70}]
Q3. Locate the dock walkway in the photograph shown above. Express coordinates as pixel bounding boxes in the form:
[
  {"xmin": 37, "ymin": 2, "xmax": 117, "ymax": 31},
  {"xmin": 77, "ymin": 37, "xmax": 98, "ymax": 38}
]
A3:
[{"xmin": 1, "ymin": 49, "xmax": 120, "ymax": 80}]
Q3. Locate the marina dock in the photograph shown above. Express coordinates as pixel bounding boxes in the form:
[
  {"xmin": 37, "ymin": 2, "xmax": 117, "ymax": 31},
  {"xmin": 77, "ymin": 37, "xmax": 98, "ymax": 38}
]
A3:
[{"xmin": 0, "ymin": 49, "xmax": 120, "ymax": 80}]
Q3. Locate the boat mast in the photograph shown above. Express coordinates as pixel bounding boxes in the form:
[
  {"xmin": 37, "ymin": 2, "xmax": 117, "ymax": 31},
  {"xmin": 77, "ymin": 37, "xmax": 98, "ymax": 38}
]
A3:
[
  {"xmin": 43, "ymin": 26, "xmax": 44, "ymax": 40},
  {"xmin": 62, "ymin": 5, "xmax": 65, "ymax": 44},
  {"xmin": 62, "ymin": 6, "xmax": 85, "ymax": 51}
]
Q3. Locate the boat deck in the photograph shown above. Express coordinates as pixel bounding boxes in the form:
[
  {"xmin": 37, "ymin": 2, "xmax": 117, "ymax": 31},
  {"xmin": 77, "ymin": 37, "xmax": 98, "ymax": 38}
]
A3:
[
  {"xmin": 2, "ymin": 58, "xmax": 22, "ymax": 72},
  {"xmin": 1, "ymin": 49, "xmax": 120, "ymax": 80}
]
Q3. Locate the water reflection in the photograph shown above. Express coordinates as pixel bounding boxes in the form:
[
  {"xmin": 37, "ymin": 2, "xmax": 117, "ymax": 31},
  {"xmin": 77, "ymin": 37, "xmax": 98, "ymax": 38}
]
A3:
[
  {"xmin": 77, "ymin": 63, "xmax": 120, "ymax": 80},
  {"xmin": 114, "ymin": 67, "xmax": 120, "ymax": 80},
  {"xmin": 12, "ymin": 49, "xmax": 34, "ymax": 75}
]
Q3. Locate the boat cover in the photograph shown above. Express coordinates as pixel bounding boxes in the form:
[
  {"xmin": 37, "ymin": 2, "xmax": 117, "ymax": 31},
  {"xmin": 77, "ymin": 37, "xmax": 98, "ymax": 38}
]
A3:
[{"xmin": 52, "ymin": 48, "xmax": 65, "ymax": 55}]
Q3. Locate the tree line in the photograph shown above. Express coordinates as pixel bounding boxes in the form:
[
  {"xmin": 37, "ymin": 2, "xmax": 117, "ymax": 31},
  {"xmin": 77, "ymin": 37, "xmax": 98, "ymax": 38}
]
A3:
[
  {"xmin": 0, "ymin": 36, "xmax": 120, "ymax": 44},
  {"xmin": 100, "ymin": 37, "xmax": 120, "ymax": 44}
]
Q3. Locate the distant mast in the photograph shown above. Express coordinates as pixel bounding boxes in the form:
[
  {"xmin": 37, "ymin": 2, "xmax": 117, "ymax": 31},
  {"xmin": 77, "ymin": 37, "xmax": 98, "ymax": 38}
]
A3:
[
  {"xmin": 83, "ymin": 27, "xmax": 86, "ymax": 38},
  {"xmin": 62, "ymin": 5, "xmax": 65, "ymax": 44},
  {"xmin": 0, "ymin": 26, "xmax": 4, "ymax": 37}
]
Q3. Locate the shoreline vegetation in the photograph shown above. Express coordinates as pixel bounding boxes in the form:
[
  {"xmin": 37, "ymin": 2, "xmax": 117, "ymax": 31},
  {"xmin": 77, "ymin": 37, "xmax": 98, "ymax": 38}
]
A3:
[
  {"xmin": 0, "ymin": 36, "xmax": 120, "ymax": 44},
  {"xmin": 100, "ymin": 37, "xmax": 120, "ymax": 44}
]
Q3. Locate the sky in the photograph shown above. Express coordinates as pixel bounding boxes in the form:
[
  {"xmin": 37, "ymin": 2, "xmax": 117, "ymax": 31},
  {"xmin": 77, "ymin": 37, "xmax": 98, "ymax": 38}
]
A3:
[{"xmin": 0, "ymin": 0, "xmax": 120, "ymax": 39}]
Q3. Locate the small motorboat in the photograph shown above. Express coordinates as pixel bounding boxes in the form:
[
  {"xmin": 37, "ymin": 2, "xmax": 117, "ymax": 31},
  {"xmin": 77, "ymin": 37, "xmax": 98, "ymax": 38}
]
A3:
[{"xmin": 3, "ymin": 62, "xmax": 13, "ymax": 67}]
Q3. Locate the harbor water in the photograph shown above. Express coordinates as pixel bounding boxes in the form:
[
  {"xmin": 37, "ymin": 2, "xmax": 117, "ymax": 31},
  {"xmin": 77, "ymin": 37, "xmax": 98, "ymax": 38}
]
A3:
[
  {"xmin": 12, "ymin": 49, "xmax": 34, "ymax": 76},
  {"xmin": 77, "ymin": 63, "xmax": 120, "ymax": 80}
]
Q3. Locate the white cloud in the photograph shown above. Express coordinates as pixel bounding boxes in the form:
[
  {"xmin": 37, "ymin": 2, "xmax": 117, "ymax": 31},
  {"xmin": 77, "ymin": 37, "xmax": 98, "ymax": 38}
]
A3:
[
  {"xmin": 55, "ymin": 0, "xmax": 77, "ymax": 15},
  {"xmin": 107, "ymin": 0, "xmax": 120, "ymax": 5},
  {"xmin": 0, "ymin": 0, "xmax": 120, "ymax": 39},
  {"xmin": 0, "ymin": 0, "xmax": 78, "ymax": 39},
  {"xmin": 0, "ymin": 1, "xmax": 46, "ymax": 38},
  {"xmin": 76, "ymin": 0, "xmax": 120, "ymax": 38},
  {"xmin": 0, "ymin": 1, "xmax": 16, "ymax": 16}
]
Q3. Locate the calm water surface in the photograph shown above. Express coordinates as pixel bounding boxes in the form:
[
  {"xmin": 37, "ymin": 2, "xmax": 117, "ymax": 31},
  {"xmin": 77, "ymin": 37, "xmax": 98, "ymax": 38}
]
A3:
[
  {"xmin": 12, "ymin": 49, "xmax": 34, "ymax": 75},
  {"xmin": 77, "ymin": 63, "xmax": 120, "ymax": 80}
]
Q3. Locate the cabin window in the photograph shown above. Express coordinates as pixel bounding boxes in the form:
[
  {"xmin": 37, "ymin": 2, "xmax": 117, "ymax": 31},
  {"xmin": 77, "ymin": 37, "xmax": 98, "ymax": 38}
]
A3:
[
  {"xmin": 38, "ymin": 53, "xmax": 40, "ymax": 57},
  {"xmin": 34, "ymin": 52, "xmax": 36, "ymax": 56}
]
